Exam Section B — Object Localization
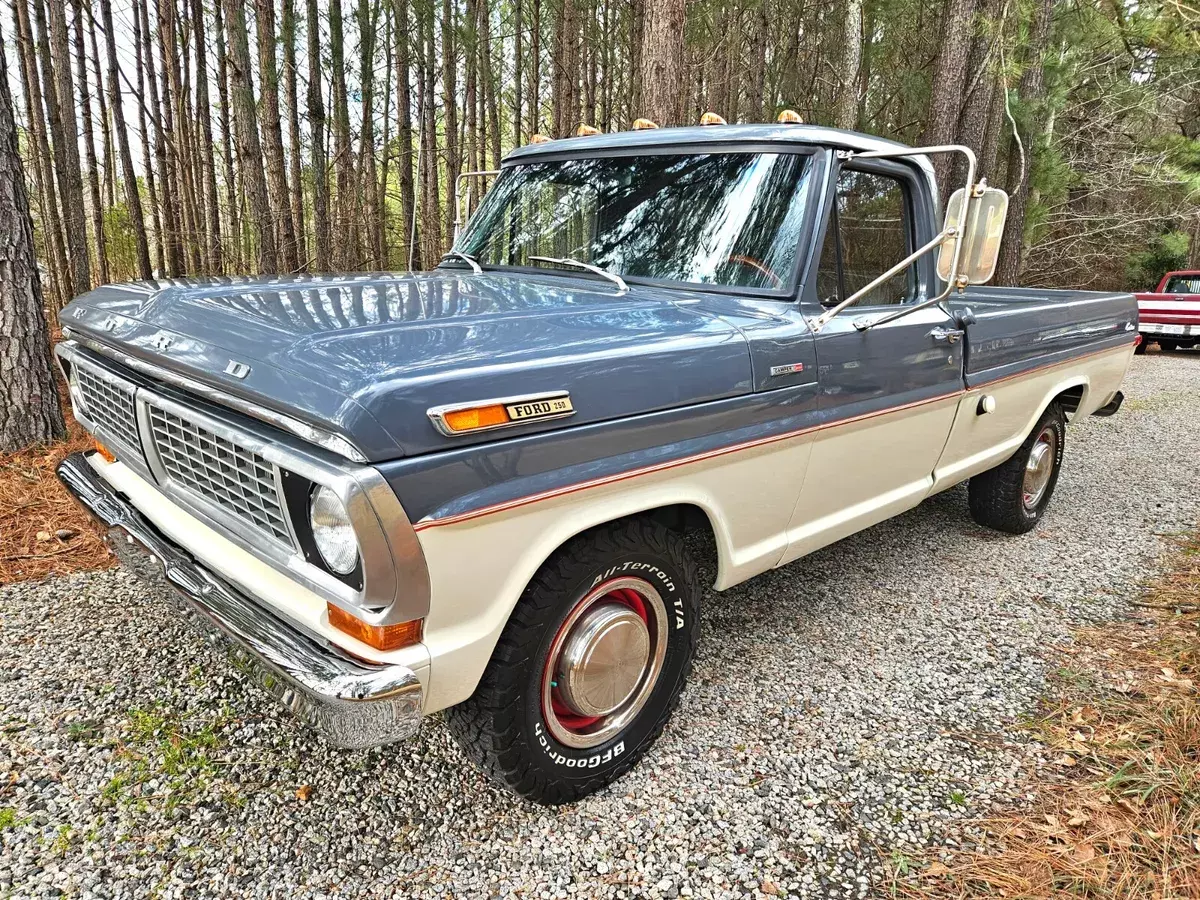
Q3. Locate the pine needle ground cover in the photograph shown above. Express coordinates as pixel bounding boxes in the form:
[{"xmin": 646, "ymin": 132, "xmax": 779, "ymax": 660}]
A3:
[
  {"xmin": 0, "ymin": 406, "xmax": 113, "ymax": 585},
  {"xmin": 898, "ymin": 532, "xmax": 1200, "ymax": 898}
]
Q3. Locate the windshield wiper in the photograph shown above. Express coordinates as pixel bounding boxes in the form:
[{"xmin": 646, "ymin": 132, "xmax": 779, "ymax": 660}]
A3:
[
  {"xmin": 440, "ymin": 250, "xmax": 482, "ymax": 275},
  {"xmin": 529, "ymin": 255, "xmax": 628, "ymax": 293}
]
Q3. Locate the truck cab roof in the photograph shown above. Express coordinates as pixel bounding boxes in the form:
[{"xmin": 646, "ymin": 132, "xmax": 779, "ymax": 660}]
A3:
[{"xmin": 504, "ymin": 122, "xmax": 937, "ymax": 186}]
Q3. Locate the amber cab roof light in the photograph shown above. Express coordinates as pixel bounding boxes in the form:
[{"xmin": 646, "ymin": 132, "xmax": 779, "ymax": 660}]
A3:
[
  {"xmin": 576, "ymin": 124, "xmax": 601, "ymax": 136},
  {"xmin": 699, "ymin": 112, "xmax": 727, "ymax": 126},
  {"xmin": 631, "ymin": 118, "xmax": 658, "ymax": 130},
  {"xmin": 777, "ymin": 109, "xmax": 803, "ymax": 124},
  {"xmin": 528, "ymin": 133, "xmax": 552, "ymax": 144}
]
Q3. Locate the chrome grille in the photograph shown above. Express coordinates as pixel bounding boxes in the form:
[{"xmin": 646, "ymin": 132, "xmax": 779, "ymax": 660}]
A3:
[
  {"xmin": 147, "ymin": 405, "xmax": 293, "ymax": 545},
  {"xmin": 74, "ymin": 362, "xmax": 141, "ymax": 452}
]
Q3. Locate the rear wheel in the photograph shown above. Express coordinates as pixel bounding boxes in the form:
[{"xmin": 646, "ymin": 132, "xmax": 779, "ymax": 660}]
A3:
[
  {"xmin": 1159, "ymin": 339, "xmax": 1180, "ymax": 352},
  {"xmin": 446, "ymin": 518, "xmax": 700, "ymax": 805},
  {"xmin": 968, "ymin": 402, "xmax": 1066, "ymax": 534}
]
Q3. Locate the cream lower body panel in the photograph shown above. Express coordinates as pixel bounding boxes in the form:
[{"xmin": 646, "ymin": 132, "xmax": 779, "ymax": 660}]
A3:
[
  {"xmin": 777, "ymin": 393, "xmax": 961, "ymax": 565},
  {"xmin": 414, "ymin": 431, "xmax": 815, "ymax": 713},
  {"xmin": 931, "ymin": 343, "xmax": 1134, "ymax": 492},
  {"xmin": 90, "ymin": 455, "xmax": 432, "ymax": 685}
]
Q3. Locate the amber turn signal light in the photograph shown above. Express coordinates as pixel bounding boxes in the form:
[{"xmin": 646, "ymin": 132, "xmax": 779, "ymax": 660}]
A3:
[
  {"xmin": 92, "ymin": 439, "xmax": 116, "ymax": 463},
  {"xmin": 442, "ymin": 403, "xmax": 510, "ymax": 433},
  {"xmin": 327, "ymin": 603, "xmax": 423, "ymax": 651}
]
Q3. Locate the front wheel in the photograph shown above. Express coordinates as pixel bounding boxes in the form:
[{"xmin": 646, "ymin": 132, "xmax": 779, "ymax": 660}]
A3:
[
  {"xmin": 446, "ymin": 517, "xmax": 700, "ymax": 805},
  {"xmin": 968, "ymin": 402, "xmax": 1066, "ymax": 534}
]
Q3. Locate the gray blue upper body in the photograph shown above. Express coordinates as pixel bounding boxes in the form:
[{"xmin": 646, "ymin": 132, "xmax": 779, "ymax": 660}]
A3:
[{"xmin": 60, "ymin": 124, "xmax": 1137, "ymax": 525}]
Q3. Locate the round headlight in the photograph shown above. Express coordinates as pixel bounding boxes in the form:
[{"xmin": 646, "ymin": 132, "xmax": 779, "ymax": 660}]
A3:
[{"xmin": 309, "ymin": 485, "xmax": 358, "ymax": 575}]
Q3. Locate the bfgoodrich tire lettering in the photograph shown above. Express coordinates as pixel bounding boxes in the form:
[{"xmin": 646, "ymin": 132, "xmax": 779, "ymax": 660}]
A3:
[
  {"xmin": 446, "ymin": 518, "xmax": 700, "ymax": 805},
  {"xmin": 968, "ymin": 401, "xmax": 1066, "ymax": 534}
]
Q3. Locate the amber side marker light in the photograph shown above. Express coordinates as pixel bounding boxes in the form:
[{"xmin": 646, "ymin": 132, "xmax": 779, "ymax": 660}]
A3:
[
  {"xmin": 92, "ymin": 439, "xmax": 116, "ymax": 463},
  {"xmin": 442, "ymin": 403, "xmax": 510, "ymax": 433},
  {"xmin": 327, "ymin": 603, "xmax": 424, "ymax": 652}
]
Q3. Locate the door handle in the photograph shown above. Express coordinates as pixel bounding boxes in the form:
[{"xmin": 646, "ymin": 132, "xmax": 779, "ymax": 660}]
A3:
[{"xmin": 928, "ymin": 327, "xmax": 963, "ymax": 344}]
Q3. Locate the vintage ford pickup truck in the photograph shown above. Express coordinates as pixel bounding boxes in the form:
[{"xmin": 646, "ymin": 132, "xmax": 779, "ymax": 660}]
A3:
[
  {"xmin": 55, "ymin": 122, "xmax": 1136, "ymax": 804},
  {"xmin": 1135, "ymin": 269, "xmax": 1200, "ymax": 352}
]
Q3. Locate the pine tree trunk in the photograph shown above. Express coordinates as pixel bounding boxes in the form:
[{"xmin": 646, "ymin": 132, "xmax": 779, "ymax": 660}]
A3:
[
  {"xmin": 131, "ymin": 0, "xmax": 164, "ymax": 273},
  {"xmin": 255, "ymin": 0, "xmax": 300, "ymax": 272},
  {"xmin": 13, "ymin": 0, "xmax": 69, "ymax": 309},
  {"xmin": 394, "ymin": 0, "xmax": 417, "ymax": 269},
  {"xmin": 0, "ymin": 16, "xmax": 66, "ymax": 451},
  {"xmin": 920, "ymin": 0, "xmax": 977, "ymax": 200},
  {"xmin": 419, "ymin": 1, "xmax": 441, "ymax": 263},
  {"xmin": 481, "ymin": 2, "xmax": 501, "ymax": 166},
  {"xmin": 85, "ymin": 7, "xmax": 116, "ymax": 212},
  {"xmin": 639, "ymin": 0, "xmax": 685, "ymax": 126},
  {"xmin": 513, "ymin": 0, "xmax": 523, "ymax": 143},
  {"xmin": 222, "ymin": 0, "xmax": 279, "ymax": 272},
  {"xmin": 281, "ymin": 0, "xmax": 307, "ymax": 266},
  {"xmin": 98, "ymin": 0, "xmax": 152, "ymax": 279},
  {"xmin": 72, "ymin": 0, "xmax": 109, "ymax": 284},
  {"xmin": 306, "ymin": 0, "xmax": 332, "ymax": 270},
  {"xmin": 39, "ymin": 0, "xmax": 92, "ymax": 294},
  {"xmin": 213, "ymin": 0, "xmax": 242, "ymax": 271},
  {"xmin": 357, "ymin": 0, "xmax": 382, "ymax": 268},
  {"xmin": 329, "ymin": 0, "xmax": 358, "ymax": 268},
  {"xmin": 834, "ymin": 0, "xmax": 863, "ymax": 130},
  {"xmin": 994, "ymin": 0, "xmax": 1055, "ymax": 287},
  {"xmin": 441, "ymin": 0, "xmax": 459, "ymax": 245},
  {"xmin": 190, "ymin": 0, "xmax": 224, "ymax": 272},
  {"xmin": 141, "ymin": 0, "xmax": 182, "ymax": 275}
]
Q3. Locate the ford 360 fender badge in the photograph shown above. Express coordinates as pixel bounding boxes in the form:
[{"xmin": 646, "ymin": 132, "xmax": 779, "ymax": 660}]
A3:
[{"xmin": 428, "ymin": 391, "xmax": 575, "ymax": 436}]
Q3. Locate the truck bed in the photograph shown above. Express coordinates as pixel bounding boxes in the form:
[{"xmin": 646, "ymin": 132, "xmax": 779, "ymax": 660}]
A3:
[{"xmin": 946, "ymin": 287, "xmax": 1137, "ymax": 388}]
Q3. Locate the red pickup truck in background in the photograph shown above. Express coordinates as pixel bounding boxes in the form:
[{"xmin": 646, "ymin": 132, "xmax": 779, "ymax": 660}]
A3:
[{"xmin": 1136, "ymin": 270, "xmax": 1200, "ymax": 353}]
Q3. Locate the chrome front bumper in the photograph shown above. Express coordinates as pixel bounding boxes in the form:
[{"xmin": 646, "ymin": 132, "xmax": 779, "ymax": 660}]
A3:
[{"xmin": 57, "ymin": 452, "xmax": 423, "ymax": 749}]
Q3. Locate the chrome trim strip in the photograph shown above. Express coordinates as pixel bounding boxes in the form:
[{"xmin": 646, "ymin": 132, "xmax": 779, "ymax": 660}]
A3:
[
  {"xmin": 60, "ymin": 330, "xmax": 369, "ymax": 463},
  {"xmin": 56, "ymin": 453, "xmax": 422, "ymax": 749},
  {"xmin": 427, "ymin": 390, "xmax": 576, "ymax": 437}
]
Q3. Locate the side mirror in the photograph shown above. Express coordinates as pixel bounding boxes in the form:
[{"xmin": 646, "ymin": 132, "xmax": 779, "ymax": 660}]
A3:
[{"xmin": 936, "ymin": 186, "xmax": 1009, "ymax": 286}]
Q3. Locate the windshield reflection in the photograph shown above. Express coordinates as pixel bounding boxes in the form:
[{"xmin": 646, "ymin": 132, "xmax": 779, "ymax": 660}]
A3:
[{"xmin": 456, "ymin": 152, "xmax": 815, "ymax": 291}]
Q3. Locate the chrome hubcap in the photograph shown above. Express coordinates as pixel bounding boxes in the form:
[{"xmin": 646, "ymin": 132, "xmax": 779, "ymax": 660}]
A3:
[
  {"xmin": 1023, "ymin": 426, "xmax": 1057, "ymax": 510},
  {"xmin": 542, "ymin": 576, "xmax": 668, "ymax": 749}
]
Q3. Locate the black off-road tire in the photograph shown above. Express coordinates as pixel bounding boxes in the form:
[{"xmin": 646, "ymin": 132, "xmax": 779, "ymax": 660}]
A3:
[
  {"xmin": 445, "ymin": 517, "xmax": 701, "ymax": 805},
  {"xmin": 968, "ymin": 402, "xmax": 1066, "ymax": 535}
]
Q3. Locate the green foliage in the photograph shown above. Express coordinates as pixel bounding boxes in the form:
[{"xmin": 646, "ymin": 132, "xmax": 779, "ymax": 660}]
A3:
[{"xmin": 1126, "ymin": 231, "xmax": 1191, "ymax": 290}]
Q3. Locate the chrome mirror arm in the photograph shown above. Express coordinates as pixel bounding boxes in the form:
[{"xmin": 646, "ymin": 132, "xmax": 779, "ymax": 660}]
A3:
[{"xmin": 812, "ymin": 144, "xmax": 978, "ymax": 334}]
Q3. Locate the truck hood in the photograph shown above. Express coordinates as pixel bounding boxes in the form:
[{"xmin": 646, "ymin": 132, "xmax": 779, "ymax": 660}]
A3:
[{"xmin": 61, "ymin": 272, "xmax": 751, "ymax": 460}]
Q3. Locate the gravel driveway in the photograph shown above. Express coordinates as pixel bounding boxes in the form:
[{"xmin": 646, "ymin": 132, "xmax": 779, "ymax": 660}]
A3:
[{"xmin": 3, "ymin": 353, "xmax": 1198, "ymax": 900}]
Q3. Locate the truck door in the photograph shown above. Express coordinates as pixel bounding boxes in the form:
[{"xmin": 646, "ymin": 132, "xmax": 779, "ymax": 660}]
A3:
[{"xmin": 780, "ymin": 161, "xmax": 964, "ymax": 564}]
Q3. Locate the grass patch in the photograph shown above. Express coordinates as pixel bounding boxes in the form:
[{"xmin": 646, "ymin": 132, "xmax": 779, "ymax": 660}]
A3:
[
  {"xmin": 104, "ymin": 703, "xmax": 235, "ymax": 814},
  {"xmin": 894, "ymin": 530, "xmax": 1200, "ymax": 898}
]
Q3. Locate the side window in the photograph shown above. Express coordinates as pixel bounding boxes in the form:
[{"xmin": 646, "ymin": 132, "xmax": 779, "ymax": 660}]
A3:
[{"xmin": 816, "ymin": 169, "xmax": 917, "ymax": 307}]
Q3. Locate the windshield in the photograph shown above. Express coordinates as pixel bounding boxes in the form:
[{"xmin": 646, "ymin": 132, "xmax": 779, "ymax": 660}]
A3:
[
  {"xmin": 1164, "ymin": 275, "xmax": 1200, "ymax": 294},
  {"xmin": 454, "ymin": 151, "xmax": 816, "ymax": 291}
]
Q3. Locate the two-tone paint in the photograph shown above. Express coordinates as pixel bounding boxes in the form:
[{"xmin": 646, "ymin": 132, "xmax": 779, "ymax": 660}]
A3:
[
  {"xmin": 1135, "ymin": 270, "xmax": 1200, "ymax": 344},
  {"xmin": 56, "ymin": 123, "xmax": 1138, "ymax": 719}
]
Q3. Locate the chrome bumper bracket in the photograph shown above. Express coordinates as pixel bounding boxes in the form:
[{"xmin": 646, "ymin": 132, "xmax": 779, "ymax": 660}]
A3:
[{"xmin": 56, "ymin": 453, "xmax": 423, "ymax": 749}]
